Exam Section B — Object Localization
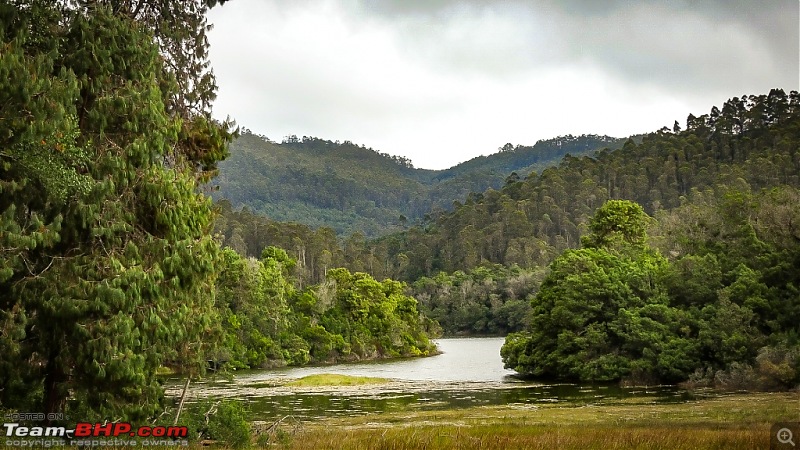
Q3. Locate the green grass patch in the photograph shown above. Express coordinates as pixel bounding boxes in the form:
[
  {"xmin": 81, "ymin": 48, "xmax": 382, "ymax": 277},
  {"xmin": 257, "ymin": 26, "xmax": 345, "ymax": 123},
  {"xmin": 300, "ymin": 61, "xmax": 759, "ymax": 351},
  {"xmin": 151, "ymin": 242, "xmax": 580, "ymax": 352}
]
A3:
[
  {"xmin": 155, "ymin": 366, "xmax": 176, "ymax": 376},
  {"xmin": 286, "ymin": 373, "xmax": 391, "ymax": 387}
]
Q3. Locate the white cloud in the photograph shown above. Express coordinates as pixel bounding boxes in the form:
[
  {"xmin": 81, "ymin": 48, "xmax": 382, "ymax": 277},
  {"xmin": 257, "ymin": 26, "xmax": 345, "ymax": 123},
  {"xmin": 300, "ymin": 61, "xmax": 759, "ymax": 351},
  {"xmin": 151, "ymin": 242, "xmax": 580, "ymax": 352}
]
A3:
[{"xmin": 207, "ymin": 0, "xmax": 797, "ymax": 169}]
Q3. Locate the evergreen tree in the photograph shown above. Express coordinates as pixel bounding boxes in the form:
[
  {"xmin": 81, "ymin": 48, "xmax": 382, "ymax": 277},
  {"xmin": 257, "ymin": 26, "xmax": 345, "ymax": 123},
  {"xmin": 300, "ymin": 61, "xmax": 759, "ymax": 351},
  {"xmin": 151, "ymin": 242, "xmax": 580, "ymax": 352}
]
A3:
[
  {"xmin": 0, "ymin": 2, "xmax": 231, "ymax": 422},
  {"xmin": 502, "ymin": 200, "xmax": 698, "ymax": 382}
]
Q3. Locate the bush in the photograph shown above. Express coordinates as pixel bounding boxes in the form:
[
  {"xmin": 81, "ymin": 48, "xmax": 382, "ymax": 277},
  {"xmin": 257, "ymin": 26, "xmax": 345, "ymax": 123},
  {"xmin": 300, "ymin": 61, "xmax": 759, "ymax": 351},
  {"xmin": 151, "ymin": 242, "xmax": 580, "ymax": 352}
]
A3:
[
  {"xmin": 754, "ymin": 345, "xmax": 800, "ymax": 390},
  {"xmin": 207, "ymin": 401, "xmax": 252, "ymax": 448},
  {"xmin": 682, "ymin": 345, "xmax": 800, "ymax": 391},
  {"xmin": 184, "ymin": 400, "xmax": 252, "ymax": 448}
]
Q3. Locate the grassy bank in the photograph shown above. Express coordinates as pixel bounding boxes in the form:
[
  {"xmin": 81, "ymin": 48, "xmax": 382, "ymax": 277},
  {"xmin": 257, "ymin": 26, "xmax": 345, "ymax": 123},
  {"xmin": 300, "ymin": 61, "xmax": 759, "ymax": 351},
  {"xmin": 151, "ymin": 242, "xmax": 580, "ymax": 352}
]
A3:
[
  {"xmin": 286, "ymin": 374, "xmax": 391, "ymax": 387},
  {"xmin": 263, "ymin": 392, "xmax": 799, "ymax": 450}
]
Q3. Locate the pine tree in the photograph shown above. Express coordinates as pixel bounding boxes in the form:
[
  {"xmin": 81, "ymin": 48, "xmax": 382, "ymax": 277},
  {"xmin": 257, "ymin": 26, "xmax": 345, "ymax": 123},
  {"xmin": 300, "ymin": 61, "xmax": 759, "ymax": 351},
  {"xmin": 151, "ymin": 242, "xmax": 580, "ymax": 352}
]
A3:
[{"xmin": 0, "ymin": 1, "xmax": 231, "ymax": 422}]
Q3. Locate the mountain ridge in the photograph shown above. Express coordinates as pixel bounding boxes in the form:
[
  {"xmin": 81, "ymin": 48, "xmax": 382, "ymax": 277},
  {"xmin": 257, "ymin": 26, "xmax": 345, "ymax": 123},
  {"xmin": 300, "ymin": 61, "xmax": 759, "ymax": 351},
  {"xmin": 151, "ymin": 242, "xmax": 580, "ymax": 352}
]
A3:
[
  {"xmin": 213, "ymin": 89, "xmax": 800, "ymax": 286},
  {"xmin": 211, "ymin": 132, "xmax": 626, "ymax": 235}
]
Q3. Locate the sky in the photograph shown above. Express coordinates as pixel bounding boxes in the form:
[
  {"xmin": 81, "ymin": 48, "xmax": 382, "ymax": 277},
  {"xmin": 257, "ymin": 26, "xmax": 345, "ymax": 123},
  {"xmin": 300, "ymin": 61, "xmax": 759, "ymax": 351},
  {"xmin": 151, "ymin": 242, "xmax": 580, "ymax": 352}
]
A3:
[{"xmin": 207, "ymin": 0, "xmax": 799, "ymax": 170}]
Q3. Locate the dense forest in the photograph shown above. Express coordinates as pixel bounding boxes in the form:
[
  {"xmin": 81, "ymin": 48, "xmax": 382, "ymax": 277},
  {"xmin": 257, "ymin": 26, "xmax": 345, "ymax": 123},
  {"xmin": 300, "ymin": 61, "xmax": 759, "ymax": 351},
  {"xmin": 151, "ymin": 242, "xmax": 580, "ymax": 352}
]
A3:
[
  {"xmin": 2, "ymin": 0, "xmax": 799, "ymax": 445},
  {"xmin": 212, "ymin": 246, "xmax": 436, "ymax": 369},
  {"xmin": 214, "ymin": 89, "xmax": 800, "ymax": 345},
  {"xmin": 0, "ymin": 0, "xmax": 431, "ymax": 430},
  {"xmin": 503, "ymin": 194, "xmax": 800, "ymax": 388},
  {"xmin": 211, "ymin": 132, "xmax": 625, "ymax": 235},
  {"xmin": 213, "ymin": 88, "xmax": 800, "ymax": 386}
]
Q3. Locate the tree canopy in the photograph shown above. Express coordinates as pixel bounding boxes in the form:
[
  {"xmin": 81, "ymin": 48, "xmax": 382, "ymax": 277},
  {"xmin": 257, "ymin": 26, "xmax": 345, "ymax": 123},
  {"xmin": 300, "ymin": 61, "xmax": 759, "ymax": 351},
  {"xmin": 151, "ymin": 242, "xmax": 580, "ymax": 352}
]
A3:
[
  {"xmin": 0, "ymin": 0, "xmax": 233, "ymax": 421},
  {"xmin": 211, "ymin": 132, "xmax": 623, "ymax": 236},
  {"xmin": 502, "ymin": 193, "xmax": 800, "ymax": 388},
  {"xmin": 212, "ymin": 248, "xmax": 437, "ymax": 369}
]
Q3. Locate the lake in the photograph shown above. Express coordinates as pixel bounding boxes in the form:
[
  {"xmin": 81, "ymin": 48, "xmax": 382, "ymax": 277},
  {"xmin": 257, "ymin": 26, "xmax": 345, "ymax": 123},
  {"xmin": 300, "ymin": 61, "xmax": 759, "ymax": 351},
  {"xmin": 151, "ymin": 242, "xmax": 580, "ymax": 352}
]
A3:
[
  {"xmin": 245, "ymin": 337, "xmax": 518, "ymax": 382},
  {"xmin": 174, "ymin": 337, "xmax": 695, "ymax": 421}
]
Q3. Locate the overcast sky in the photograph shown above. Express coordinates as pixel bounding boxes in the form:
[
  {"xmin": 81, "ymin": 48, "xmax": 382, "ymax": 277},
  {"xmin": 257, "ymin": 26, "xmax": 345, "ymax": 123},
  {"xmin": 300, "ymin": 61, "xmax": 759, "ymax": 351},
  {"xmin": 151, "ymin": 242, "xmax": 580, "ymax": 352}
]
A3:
[{"xmin": 207, "ymin": 0, "xmax": 798, "ymax": 170}]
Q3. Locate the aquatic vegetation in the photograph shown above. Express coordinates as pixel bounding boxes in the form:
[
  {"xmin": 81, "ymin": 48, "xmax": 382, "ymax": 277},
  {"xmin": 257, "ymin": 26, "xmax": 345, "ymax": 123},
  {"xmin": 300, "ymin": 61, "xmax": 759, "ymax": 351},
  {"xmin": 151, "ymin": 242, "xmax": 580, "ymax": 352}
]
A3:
[{"xmin": 286, "ymin": 374, "xmax": 391, "ymax": 387}]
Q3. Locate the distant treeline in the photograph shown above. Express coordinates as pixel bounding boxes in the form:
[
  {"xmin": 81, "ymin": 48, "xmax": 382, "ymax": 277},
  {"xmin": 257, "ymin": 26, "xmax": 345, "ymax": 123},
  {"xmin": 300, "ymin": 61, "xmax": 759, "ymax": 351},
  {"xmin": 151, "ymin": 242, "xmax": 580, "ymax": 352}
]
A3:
[
  {"xmin": 212, "ymin": 246, "xmax": 437, "ymax": 369},
  {"xmin": 215, "ymin": 89, "xmax": 800, "ymax": 343},
  {"xmin": 211, "ymin": 131, "xmax": 623, "ymax": 236}
]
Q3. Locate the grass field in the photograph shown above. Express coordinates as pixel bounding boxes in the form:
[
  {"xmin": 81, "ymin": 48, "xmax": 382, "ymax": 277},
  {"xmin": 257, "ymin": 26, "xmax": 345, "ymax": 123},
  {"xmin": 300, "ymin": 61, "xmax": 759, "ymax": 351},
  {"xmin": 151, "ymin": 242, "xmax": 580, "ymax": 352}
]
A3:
[{"xmin": 257, "ymin": 392, "xmax": 799, "ymax": 449}]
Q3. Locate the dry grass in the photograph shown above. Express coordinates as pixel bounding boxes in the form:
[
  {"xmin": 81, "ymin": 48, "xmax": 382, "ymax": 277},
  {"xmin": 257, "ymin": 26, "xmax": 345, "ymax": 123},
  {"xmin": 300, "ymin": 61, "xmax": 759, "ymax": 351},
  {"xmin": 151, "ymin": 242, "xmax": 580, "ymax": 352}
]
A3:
[
  {"xmin": 21, "ymin": 392, "xmax": 791, "ymax": 449},
  {"xmin": 286, "ymin": 425, "xmax": 761, "ymax": 450},
  {"xmin": 269, "ymin": 392, "xmax": 800, "ymax": 450}
]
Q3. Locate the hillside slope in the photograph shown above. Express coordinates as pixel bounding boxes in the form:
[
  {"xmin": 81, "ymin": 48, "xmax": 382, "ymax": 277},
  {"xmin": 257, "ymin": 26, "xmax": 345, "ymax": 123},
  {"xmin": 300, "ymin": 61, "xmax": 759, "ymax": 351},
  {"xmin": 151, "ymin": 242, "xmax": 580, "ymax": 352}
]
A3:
[
  {"xmin": 211, "ymin": 133, "xmax": 624, "ymax": 235},
  {"xmin": 369, "ymin": 89, "xmax": 800, "ymax": 279},
  {"xmin": 212, "ymin": 89, "xmax": 800, "ymax": 339},
  {"xmin": 215, "ymin": 89, "xmax": 800, "ymax": 281}
]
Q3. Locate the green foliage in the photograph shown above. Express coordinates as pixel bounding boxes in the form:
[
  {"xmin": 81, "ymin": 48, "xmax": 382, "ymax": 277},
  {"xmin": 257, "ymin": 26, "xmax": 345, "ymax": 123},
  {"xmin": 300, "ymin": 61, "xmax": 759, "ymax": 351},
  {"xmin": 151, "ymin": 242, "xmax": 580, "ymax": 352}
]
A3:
[
  {"xmin": 504, "ymin": 186, "xmax": 800, "ymax": 386},
  {"xmin": 77, "ymin": 0, "xmax": 237, "ymax": 181},
  {"xmin": 501, "ymin": 240, "xmax": 691, "ymax": 382},
  {"xmin": 687, "ymin": 344, "xmax": 800, "ymax": 391},
  {"xmin": 211, "ymin": 248, "xmax": 437, "ymax": 369},
  {"xmin": 183, "ymin": 400, "xmax": 252, "ymax": 449},
  {"xmin": 320, "ymin": 268, "xmax": 436, "ymax": 359},
  {"xmin": 211, "ymin": 132, "xmax": 623, "ymax": 236},
  {"xmin": 0, "ymin": 1, "xmax": 232, "ymax": 422},
  {"xmin": 410, "ymin": 265, "xmax": 543, "ymax": 336},
  {"xmin": 206, "ymin": 401, "xmax": 252, "ymax": 449},
  {"xmin": 581, "ymin": 199, "xmax": 650, "ymax": 250},
  {"xmin": 213, "ymin": 248, "xmax": 292, "ymax": 368}
]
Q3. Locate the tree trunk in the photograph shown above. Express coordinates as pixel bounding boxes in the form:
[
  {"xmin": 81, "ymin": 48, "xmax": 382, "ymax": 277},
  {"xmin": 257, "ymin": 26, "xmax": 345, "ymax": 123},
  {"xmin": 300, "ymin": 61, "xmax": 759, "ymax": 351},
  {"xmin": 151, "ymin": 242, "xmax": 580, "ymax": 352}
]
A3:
[
  {"xmin": 174, "ymin": 377, "xmax": 191, "ymax": 425},
  {"xmin": 43, "ymin": 350, "xmax": 66, "ymax": 425}
]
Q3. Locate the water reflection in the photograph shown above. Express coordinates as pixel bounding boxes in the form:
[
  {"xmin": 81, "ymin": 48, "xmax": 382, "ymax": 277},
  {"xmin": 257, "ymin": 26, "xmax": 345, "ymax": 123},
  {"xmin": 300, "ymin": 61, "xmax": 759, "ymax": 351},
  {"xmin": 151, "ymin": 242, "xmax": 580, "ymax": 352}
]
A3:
[
  {"xmin": 238, "ymin": 337, "xmax": 519, "ymax": 384},
  {"xmin": 240, "ymin": 383, "xmax": 695, "ymax": 421},
  {"xmin": 174, "ymin": 337, "xmax": 696, "ymax": 421}
]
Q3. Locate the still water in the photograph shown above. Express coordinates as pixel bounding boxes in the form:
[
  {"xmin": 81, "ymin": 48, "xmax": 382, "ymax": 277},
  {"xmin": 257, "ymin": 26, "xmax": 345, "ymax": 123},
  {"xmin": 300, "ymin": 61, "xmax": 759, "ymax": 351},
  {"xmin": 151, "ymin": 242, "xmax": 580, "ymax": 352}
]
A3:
[
  {"xmin": 179, "ymin": 337, "xmax": 694, "ymax": 421},
  {"xmin": 247, "ymin": 337, "xmax": 518, "ymax": 383}
]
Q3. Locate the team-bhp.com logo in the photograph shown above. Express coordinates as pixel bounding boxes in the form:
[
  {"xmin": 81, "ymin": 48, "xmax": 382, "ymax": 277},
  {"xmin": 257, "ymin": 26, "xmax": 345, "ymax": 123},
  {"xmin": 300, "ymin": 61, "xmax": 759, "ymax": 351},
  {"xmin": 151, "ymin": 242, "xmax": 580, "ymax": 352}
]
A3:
[
  {"xmin": 4, "ymin": 422, "xmax": 188, "ymax": 438},
  {"xmin": 74, "ymin": 423, "xmax": 188, "ymax": 438}
]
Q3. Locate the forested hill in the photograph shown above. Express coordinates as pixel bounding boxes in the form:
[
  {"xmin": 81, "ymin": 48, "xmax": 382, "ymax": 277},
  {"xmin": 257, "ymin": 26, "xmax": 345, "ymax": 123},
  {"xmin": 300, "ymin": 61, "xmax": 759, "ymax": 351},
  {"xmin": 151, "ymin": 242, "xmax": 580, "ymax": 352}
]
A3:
[
  {"xmin": 371, "ymin": 88, "xmax": 800, "ymax": 280},
  {"xmin": 212, "ymin": 89, "xmax": 800, "ymax": 341},
  {"xmin": 210, "ymin": 132, "xmax": 624, "ymax": 236},
  {"xmin": 215, "ymin": 89, "xmax": 800, "ymax": 285},
  {"xmin": 432, "ymin": 134, "xmax": 624, "ymax": 182}
]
